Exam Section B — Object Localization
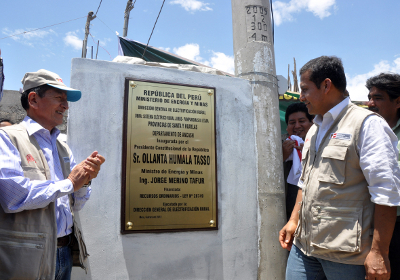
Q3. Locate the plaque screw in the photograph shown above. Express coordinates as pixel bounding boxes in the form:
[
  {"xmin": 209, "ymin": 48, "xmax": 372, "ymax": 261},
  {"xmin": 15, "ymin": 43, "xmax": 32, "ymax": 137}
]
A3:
[
  {"xmin": 209, "ymin": 220, "xmax": 215, "ymax": 227},
  {"xmin": 130, "ymin": 81, "xmax": 137, "ymax": 88},
  {"xmin": 126, "ymin": 222, "xmax": 133, "ymax": 229},
  {"xmin": 208, "ymin": 90, "xmax": 213, "ymax": 96}
]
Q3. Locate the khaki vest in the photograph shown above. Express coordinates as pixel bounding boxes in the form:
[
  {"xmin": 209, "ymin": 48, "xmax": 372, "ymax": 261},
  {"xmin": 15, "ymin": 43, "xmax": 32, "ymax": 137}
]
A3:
[
  {"xmin": 0, "ymin": 124, "xmax": 88, "ymax": 279},
  {"xmin": 293, "ymin": 103, "xmax": 375, "ymax": 265}
]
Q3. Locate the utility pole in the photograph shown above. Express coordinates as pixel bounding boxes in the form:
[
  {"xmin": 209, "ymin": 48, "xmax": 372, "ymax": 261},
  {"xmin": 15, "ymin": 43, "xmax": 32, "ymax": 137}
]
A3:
[
  {"xmin": 292, "ymin": 58, "xmax": 299, "ymax": 92},
  {"xmin": 231, "ymin": 1, "xmax": 287, "ymax": 279},
  {"xmin": 82, "ymin": 11, "xmax": 96, "ymax": 58},
  {"xmin": 123, "ymin": 0, "xmax": 134, "ymax": 37}
]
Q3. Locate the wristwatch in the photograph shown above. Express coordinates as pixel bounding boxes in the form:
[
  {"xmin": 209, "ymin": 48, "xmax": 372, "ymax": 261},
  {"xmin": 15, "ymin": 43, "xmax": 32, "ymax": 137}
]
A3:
[{"xmin": 83, "ymin": 180, "xmax": 92, "ymax": 188}]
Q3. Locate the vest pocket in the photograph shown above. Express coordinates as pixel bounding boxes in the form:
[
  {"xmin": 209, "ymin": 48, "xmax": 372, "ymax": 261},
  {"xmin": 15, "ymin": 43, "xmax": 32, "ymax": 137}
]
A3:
[
  {"xmin": 0, "ymin": 229, "xmax": 46, "ymax": 279},
  {"xmin": 317, "ymin": 146, "xmax": 347, "ymax": 185},
  {"xmin": 310, "ymin": 205, "xmax": 362, "ymax": 252}
]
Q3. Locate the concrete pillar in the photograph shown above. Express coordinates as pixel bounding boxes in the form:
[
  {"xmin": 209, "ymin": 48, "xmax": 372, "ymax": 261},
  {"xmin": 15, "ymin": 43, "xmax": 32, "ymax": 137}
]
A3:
[{"xmin": 231, "ymin": 1, "xmax": 287, "ymax": 279}]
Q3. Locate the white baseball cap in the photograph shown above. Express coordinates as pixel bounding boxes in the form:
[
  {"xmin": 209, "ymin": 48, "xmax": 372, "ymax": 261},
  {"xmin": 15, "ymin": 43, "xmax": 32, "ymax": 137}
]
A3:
[{"xmin": 21, "ymin": 69, "xmax": 81, "ymax": 102}]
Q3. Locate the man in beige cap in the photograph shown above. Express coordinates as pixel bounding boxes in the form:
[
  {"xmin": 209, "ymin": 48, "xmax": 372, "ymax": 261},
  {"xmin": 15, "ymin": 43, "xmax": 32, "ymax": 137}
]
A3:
[{"xmin": 0, "ymin": 69, "xmax": 105, "ymax": 280}]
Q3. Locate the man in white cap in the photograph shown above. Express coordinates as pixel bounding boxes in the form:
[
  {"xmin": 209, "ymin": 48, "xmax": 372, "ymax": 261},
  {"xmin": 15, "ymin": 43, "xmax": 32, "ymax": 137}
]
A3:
[{"xmin": 0, "ymin": 69, "xmax": 105, "ymax": 280}]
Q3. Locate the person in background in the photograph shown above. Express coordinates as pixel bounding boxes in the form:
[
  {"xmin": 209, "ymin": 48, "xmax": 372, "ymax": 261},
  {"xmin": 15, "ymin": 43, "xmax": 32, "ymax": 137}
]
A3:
[
  {"xmin": 366, "ymin": 72, "xmax": 400, "ymax": 280},
  {"xmin": 279, "ymin": 56, "xmax": 400, "ymax": 280},
  {"xmin": 0, "ymin": 118, "xmax": 13, "ymax": 127},
  {"xmin": 282, "ymin": 102, "xmax": 313, "ymax": 221},
  {"xmin": 0, "ymin": 69, "xmax": 105, "ymax": 280}
]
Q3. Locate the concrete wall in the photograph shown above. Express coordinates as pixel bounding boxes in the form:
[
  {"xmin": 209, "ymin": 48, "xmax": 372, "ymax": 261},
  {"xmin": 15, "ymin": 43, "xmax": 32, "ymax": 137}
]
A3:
[
  {"xmin": 277, "ymin": 75, "xmax": 288, "ymax": 96},
  {"xmin": 68, "ymin": 58, "xmax": 259, "ymax": 280},
  {"xmin": 0, "ymin": 90, "xmax": 68, "ymax": 133},
  {"xmin": 0, "ymin": 90, "xmax": 25, "ymax": 124}
]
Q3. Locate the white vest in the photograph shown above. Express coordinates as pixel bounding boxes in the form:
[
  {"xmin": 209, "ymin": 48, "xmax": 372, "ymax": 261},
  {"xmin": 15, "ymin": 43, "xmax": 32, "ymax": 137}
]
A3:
[{"xmin": 294, "ymin": 104, "xmax": 375, "ymax": 265}]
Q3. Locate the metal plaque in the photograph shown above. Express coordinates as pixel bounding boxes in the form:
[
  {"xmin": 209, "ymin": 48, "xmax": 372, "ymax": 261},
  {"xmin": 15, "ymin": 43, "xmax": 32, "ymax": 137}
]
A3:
[{"xmin": 122, "ymin": 79, "xmax": 218, "ymax": 233}]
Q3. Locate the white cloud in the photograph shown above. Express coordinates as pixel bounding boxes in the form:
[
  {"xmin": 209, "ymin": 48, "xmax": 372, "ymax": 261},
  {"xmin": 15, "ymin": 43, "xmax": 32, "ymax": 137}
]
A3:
[
  {"xmin": 158, "ymin": 46, "xmax": 171, "ymax": 52},
  {"xmin": 204, "ymin": 52, "xmax": 235, "ymax": 74},
  {"xmin": 2, "ymin": 27, "xmax": 56, "ymax": 46},
  {"xmin": 171, "ymin": 43, "xmax": 234, "ymax": 74},
  {"xmin": 272, "ymin": 0, "xmax": 336, "ymax": 26},
  {"xmin": 99, "ymin": 38, "xmax": 112, "ymax": 47},
  {"xmin": 42, "ymin": 52, "xmax": 56, "ymax": 58},
  {"xmin": 347, "ymin": 58, "xmax": 400, "ymax": 101},
  {"xmin": 170, "ymin": 0, "xmax": 212, "ymax": 12},
  {"xmin": 64, "ymin": 31, "xmax": 82, "ymax": 51},
  {"xmin": 173, "ymin": 43, "xmax": 203, "ymax": 62}
]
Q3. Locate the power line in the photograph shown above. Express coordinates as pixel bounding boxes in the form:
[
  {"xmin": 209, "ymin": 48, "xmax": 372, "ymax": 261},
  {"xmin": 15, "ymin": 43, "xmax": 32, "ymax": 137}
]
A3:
[
  {"xmin": 98, "ymin": 1, "xmax": 137, "ymax": 37},
  {"xmin": 89, "ymin": 32, "xmax": 112, "ymax": 60},
  {"xmin": 96, "ymin": 16, "xmax": 117, "ymax": 36},
  {"xmin": 95, "ymin": 0, "xmax": 103, "ymax": 16},
  {"xmin": 141, "ymin": 0, "xmax": 166, "ymax": 59},
  {"xmin": 0, "ymin": 16, "xmax": 87, "ymax": 40}
]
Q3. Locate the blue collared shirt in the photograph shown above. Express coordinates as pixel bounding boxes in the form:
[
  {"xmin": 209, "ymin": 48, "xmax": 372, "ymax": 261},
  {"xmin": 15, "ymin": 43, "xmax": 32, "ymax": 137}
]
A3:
[{"xmin": 0, "ymin": 116, "xmax": 91, "ymax": 237}]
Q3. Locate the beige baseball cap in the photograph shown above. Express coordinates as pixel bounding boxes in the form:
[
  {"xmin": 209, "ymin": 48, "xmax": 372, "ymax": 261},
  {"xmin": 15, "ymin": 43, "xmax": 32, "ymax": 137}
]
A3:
[{"xmin": 21, "ymin": 69, "xmax": 81, "ymax": 102}]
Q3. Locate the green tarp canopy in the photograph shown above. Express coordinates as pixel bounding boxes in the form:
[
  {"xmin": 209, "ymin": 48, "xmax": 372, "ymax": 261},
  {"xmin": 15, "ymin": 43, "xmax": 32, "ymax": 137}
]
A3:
[{"xmin": 118, "ymin": 37, "xmax": 194, "ymax": 64}]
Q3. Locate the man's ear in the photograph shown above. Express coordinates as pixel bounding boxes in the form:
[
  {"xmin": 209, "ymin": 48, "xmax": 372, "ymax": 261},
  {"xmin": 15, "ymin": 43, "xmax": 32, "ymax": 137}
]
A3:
[
  {"xmin": 322, "ymin": 78, "xmax": 332, "ymax": 95},
  {"xmin": 395, "ymin": 96, "xmax": 400, "ymax": 110},
  {"xmin": 27, "ymin": 92, "xmax": 39, "ymax": 109}
]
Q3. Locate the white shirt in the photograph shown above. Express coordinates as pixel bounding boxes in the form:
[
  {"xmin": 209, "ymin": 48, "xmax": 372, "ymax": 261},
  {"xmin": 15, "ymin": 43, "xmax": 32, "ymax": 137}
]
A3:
[
  {"xmin": 298, "ymin": 98, "xmax": 400, "ymax": 207},
  {"xmin": 285, "ymin": 135, "xmax": 304, "ymax": 186}
]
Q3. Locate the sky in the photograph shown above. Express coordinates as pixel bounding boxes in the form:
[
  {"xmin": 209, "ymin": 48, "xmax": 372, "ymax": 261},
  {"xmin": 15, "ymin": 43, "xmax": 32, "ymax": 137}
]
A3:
[{"xmin": 1, "ymin": 0, "xmax": 399, "ymax": 101}]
